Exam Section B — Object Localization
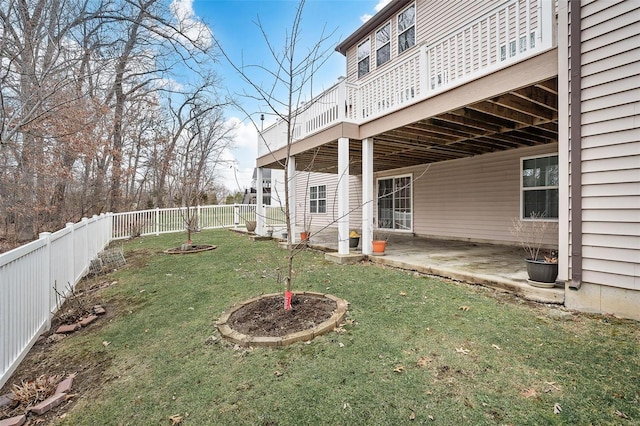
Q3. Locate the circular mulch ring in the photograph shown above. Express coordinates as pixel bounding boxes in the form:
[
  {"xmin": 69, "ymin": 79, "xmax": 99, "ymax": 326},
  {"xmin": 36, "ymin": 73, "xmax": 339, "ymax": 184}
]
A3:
[
  {"xmin": 217, "ymin": 292, "xmax": 348, "ymax": 347},
  {"xmin": 164, "ymin": 244, "xmax": 217, "ymax": 254}
]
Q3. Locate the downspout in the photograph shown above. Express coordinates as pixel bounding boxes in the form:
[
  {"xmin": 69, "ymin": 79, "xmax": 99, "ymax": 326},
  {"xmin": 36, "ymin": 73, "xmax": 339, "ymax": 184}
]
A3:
[{"xmin": 569, "ymin": 0, "xmax": 582, "ymax": 290}]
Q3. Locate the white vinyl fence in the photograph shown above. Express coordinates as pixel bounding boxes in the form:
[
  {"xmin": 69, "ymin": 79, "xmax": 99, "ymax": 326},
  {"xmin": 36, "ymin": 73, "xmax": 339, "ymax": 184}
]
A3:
[{"xmin": 1, "ymin": 204, "xmax": 284, "ymax": 388}]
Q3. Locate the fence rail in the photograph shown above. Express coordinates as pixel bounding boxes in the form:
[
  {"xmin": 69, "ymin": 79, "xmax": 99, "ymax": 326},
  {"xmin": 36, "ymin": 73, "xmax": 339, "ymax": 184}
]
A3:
[{"xmin": 1, "ymin": 204, "xmax": 280, "ymax": 388}]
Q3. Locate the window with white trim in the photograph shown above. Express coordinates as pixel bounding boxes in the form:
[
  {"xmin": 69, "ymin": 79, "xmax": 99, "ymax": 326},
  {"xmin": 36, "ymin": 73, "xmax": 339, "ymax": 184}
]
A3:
[
  {"xmin": 376, "ymin": 22, "xmax": 391, "ymax": 67},
  {"xmin": 521, "ymin": 155, "xmax": 558, "ymax": 219},
  {"xmin": 377, "ymin": 175, "xmax": 412, "ymax": 230},
  {"xmin": 357, "ymin": 39, "xmax": 370, "ymax": 78},
  {"xmin": 310, "ymin": 185, "xmax": 326, "ymax": 214},
  {"xmin": 397, "ymin": 4, "xmax": 415, "ymax": 54}
]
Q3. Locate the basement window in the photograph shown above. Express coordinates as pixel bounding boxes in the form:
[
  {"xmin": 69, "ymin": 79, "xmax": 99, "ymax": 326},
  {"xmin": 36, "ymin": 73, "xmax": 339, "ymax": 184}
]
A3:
[
  {"xmin": 521, "ymin": 154, "xmax": 558, "ymax": 219},
  {"xmin": 310, "ymin": 185, "xmax": 327, "ymax": 214}
]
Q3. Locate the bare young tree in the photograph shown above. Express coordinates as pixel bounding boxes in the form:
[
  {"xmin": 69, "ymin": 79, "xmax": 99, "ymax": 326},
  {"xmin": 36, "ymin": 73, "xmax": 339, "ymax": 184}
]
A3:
[{"xmin": 217, "ymin": 0, "xmax": 337, "ymax": 309}]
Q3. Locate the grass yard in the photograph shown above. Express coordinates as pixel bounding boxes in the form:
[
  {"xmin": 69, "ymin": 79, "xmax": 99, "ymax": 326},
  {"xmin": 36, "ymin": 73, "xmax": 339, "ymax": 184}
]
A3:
[{"xmin": 28, "ymin": 229, "xmax": 640, "ymax": 425}]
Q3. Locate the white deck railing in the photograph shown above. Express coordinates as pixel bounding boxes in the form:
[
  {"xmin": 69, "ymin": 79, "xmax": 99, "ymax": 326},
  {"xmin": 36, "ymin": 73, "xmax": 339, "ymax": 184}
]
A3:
[
  {"xmin": 258, "ymin": 0, "xmax": 553, "ymax": 158},
  {"xmin": 0, "ymin": 204, "xmax": 284, "ymax": 388}
]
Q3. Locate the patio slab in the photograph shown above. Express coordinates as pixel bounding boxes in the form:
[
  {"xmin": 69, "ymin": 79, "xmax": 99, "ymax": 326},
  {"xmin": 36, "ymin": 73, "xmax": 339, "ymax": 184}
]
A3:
[{"xmin": 305, "ymin": 228, "xmax": 564, "ymax": 305}]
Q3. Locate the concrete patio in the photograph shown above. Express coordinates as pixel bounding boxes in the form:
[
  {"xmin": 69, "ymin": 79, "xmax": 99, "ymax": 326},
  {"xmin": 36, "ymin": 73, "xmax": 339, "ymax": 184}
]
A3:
[{"xmin": 300, "ymin": 227, "xmax": 564, "ymax": 305}]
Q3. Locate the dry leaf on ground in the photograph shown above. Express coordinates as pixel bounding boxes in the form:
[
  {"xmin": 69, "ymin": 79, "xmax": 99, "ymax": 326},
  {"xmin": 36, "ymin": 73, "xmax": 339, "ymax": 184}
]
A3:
[
  {"xmin": 459, "ymin": 306, "xmax": 470, "ymax": 311},
  {"xmin": 416, "ymin": 356, "xmax": 432, "ymax": 367},
  {"xmin": 169, "ymin": 414, "xmax": 183, "ymax": 425},
  {"xmin": 393, "ymin": 365, "xmax": 405, "ymax": 373},
  {"xmin": 521, "ymin": 388, "xmax": 537, "ymax": 398},
  {"xmin": 615, "ymin": 410, "xmax": 629, "ymax": 419},
  {"xmin": 409, "ymin": 410, "xmax": 416, "ymax": 420},
  {"xmin": 491, "ymin": 344, "xmax": 502, "ymax": 350},
  {"xmin": 455, "ymin": 347, "xmax": 470, "ymax": 355},
  {"xmin": 553, "ymin": 403, "xmax": 562, "ymax": 414},
  {"xmin": 399, "ymin": 291, "xmax": 407, "ymax": 296}
]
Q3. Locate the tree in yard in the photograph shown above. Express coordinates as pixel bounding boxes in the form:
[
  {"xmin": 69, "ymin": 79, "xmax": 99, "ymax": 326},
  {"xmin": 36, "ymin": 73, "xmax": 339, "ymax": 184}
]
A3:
[
  {"xmin": 172, "ymin": 94, "xmax": 235, "ymax": 247},
  {"xmin": 217, "ymin": 0, "xmax": 337, "ymax": 309}
]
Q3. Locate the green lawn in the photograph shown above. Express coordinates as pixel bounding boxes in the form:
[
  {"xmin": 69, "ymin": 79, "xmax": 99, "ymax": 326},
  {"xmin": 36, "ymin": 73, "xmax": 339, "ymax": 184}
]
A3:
[{"xmin": 53, "ymin": 229, "xmax": 638, "ymax": 425}]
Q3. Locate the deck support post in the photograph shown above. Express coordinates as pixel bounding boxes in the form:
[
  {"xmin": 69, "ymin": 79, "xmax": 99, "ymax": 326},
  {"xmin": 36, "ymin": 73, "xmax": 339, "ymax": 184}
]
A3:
[
  {"xmin": 338, "ymin": 137, "xmax": 350, "ymax": 255},
  {"xmin": 256, "ymin": 167, "xmax": 265, "ymax": 235},
  {"xmin": 362, "ymin": 138, "xmax": 374, "ymax": 255},
  {"xmin": 287, "ymin": 156, "xmax": 296, "ymax": 237}
]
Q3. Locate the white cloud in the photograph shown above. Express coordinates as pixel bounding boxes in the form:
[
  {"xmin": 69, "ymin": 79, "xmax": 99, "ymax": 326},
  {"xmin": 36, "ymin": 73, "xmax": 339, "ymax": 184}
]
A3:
[
  {"xmin": 169, "ymin": 0, "xmax": 213, "ymax": 50},
  {"xmin": 360, "ymin": 0, "xmax": 392, "ymax": 23},
  {"xmin": 214, "ymin": 117, "xmax": 259, "ymax": 192},
  {"xmin": 374, "ymin": 0, "xmax": 393, "ymax": 12}
]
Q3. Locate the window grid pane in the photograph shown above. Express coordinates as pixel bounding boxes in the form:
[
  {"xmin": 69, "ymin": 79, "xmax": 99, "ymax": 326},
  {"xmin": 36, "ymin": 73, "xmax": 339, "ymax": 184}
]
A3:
[
  {"xmin": 521, "ymin": 155, "xmax": 558, "ymax": 219},
  {"xmin": 377, "ymin": 177, "xmax": 412, "ymax": 230}
]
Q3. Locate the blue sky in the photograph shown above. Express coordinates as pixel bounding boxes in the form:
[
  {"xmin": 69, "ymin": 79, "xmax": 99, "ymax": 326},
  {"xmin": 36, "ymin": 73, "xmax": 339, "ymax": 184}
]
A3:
[{"xmin": 180, "ymin": 0, "xmax": 390, "ymax": 191}]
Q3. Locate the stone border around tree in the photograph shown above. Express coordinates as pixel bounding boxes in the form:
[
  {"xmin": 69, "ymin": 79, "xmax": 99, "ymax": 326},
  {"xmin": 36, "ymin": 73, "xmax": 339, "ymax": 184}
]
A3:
[
  {"xmin": 216, "ymin": 292, "xmax": 348, "ymax": 347},
  {"xmin": 163, "ymin": 244, "xmax": 217, "ymax": 254}
]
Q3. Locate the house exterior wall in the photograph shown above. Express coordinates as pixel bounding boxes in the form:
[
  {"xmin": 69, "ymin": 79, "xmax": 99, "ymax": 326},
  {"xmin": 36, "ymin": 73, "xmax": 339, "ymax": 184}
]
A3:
[
  {"xmin": 294, "ymin": 171, "xmax": 363, "ymax": 232},
  {"xmin": 562, "ymin": 0, "xmax": 640, "ymax": 320},
  {"xmin": 345, "ymin": 0, "xmax": 538, "ymax": 83},
  {"xmin": 375, "ymin": 144, "xmax": 559, "ymax": 246}
]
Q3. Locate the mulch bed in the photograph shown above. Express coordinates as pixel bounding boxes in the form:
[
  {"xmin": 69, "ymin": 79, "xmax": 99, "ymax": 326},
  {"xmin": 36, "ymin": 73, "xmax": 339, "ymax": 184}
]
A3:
[
  {"xmin": 164, "ymin": 244, "xmax": 217, "ymax": 254},
  {"xmin": 227, "ymin": 294, "xmax": 337, "ymax": 337}
]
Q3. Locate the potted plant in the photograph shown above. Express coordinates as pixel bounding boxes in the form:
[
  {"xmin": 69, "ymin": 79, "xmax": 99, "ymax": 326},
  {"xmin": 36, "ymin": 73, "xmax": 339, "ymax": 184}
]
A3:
[
  {"xmin": 245, "ymin": 220, "xmax": 257, "ymax": 234},
  {"xmin": 510, "ymin": 213, "xmax": 559, "ymax": 287},
  {"xmin": 349, "ymin": 230, "xmax": 360, "ymax": 248},
  {"xmin": 372, "ymin": 232, "xmax": 388, "ymax": 255},
  {"xmin": 300, "ymin": 215, "xmax": 312, "ymax": 242}
]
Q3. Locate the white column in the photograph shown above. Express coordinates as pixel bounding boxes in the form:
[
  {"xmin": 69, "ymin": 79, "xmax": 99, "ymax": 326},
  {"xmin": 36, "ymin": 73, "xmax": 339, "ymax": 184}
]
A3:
[
  {"xmin": 287, "ymin": 156, "xmax": 296, "ymax": 237},
  {"xmin": 256, "ymin": 167, "xmax": 265, "ymax": 235},
  {"xmin": 362, "ymin": 138, "xmax": 374, "ymax": 255},
  {"xmin": 338, "ymin": 137, "xmax": 350, "ymax": 255}
]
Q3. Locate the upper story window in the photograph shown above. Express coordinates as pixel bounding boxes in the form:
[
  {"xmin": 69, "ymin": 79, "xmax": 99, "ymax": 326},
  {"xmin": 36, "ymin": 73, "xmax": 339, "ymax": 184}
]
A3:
[
  {"xmin": 357, "ymin": 39, "xmax": 370, "ymax": 78},
  {"xmin": 397, "ymin": 4, "xmax": 415, "ymax": 54},
  {"xmin": 521, "ymin": 155, "xmax": 558, "ymax": 219},
  {"xmin": 376, "ymin": 22, "xmax": 391, "ymax": 67}
]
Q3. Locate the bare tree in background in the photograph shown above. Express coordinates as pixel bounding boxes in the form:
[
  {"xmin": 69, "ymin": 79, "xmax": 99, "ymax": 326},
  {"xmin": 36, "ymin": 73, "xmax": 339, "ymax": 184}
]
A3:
[{"xmin": 0, "ymin": 0, "xmax": 232, "ymax": 246}]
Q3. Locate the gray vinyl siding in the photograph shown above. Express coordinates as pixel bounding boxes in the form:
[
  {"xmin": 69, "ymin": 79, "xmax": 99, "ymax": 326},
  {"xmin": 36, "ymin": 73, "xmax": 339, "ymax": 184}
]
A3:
[
  {"xmin": 376, "ymin": 144, "xmax": 558, "ymax": 245},
  {"xmin": 345, "ymin": 0, "xmax": 498, "ymax": 83},
  {"xmin": 579, "ymin": 0, "xmax": 640, "ymax": 291},
  {"xmin": 294, "ymin": 172, "xmax": 363, "ymax": 231}
]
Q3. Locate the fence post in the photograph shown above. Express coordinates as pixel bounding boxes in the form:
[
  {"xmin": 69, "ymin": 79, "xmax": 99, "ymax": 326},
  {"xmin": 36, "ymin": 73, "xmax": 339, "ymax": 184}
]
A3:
[
  {"xmin": 234, "ymin": 204, "xmax": 239, "ymax": 228},
  {"xmin": 66, "ymin": 223, "xmax": 74, "ymax": 291},
  {"xmin": 81, "ymin": 217, "xmax": 89, "ymax": 283},
  {"xmin": 155, "ymin": 207, "xmax": 160, "ymax": 236},
  {"xmin": 39, "ymin": 232, "xmax": 52, "ymax": 328},
  {"xmin": 107, "ymin": 212, "xmax": 113, "ymax": 242},
  {"xmin": 197, "ymin": 204, "xmax": 201, "ymax": 230},
  {"xmin": 91, "ymin": 215, "xmax": 99, "ymax": 258}
]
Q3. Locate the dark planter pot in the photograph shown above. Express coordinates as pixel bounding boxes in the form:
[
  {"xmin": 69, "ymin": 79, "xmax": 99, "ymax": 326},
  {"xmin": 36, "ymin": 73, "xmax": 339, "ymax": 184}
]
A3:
[
  {"xmin": 349, "ymin": 236, "xmax": 360, "ymax": 248},
  {"xmin": 525, "ymin": 258, "xmax": 558, "ymax": 285},
  {"xmin": 245, "ymin": 221, "xmax": 257, "ymax": 233}
]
